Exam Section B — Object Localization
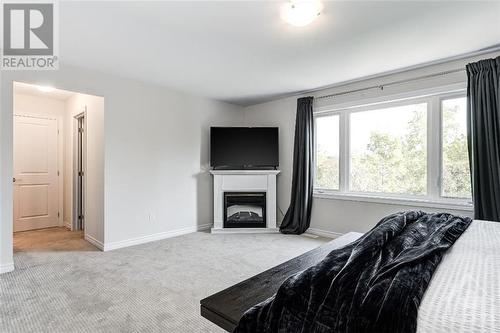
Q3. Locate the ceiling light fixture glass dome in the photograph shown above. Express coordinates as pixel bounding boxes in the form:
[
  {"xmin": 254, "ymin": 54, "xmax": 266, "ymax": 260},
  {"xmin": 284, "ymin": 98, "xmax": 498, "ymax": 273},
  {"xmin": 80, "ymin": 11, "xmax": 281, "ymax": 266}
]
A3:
[{"xmin": 281, "ymin": 0, "xmax": 323, "ymax": 27}]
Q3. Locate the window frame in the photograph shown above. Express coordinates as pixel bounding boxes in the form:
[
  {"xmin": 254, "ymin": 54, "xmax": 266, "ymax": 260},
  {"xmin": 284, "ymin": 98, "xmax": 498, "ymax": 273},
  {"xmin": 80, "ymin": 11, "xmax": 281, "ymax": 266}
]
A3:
[
  {"xmin": 439, "ymin": 93, "xmax": 472, "ymax": 200},
  {"xmin": 313, "ymin": 86, "xmax": 473, "ymax": 211}
]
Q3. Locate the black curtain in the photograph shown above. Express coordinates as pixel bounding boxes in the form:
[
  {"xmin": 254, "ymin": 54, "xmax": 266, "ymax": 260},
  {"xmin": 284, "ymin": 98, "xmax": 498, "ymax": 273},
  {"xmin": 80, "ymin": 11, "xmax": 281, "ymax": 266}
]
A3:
[
  {"xmin": 466, "ymin": 56, "xmax": 500, "ymax": 221},
  {"xmin": 280, "ymin": 97, "xmax": 314, "ymax": 234}
]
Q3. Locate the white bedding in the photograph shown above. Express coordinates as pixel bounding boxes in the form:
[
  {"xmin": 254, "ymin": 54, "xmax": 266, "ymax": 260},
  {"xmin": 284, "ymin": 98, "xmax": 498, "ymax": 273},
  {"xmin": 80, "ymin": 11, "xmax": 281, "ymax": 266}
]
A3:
[{"xmin": 417, "ymin": 220, "xmax": 500, "ymax": 333}]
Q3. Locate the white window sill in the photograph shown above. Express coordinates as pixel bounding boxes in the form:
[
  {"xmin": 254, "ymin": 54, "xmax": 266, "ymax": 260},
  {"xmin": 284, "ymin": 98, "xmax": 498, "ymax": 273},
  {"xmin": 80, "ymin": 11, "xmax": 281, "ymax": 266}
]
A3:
[{"xmin": 313, "ymin": 191, "xmax": 473, "ymax": 212}]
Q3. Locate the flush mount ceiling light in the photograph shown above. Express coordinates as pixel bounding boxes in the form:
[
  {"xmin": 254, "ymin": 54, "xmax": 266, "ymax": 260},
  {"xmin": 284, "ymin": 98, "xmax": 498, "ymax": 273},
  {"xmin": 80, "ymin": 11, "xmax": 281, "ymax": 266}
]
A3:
[
  {"xmin": 37, "ymin": 86, "xmax": 55, "ymax": 93},
  {"xmin": 281, "ymin": 0, "xmax": 323, "ymax": 27}
]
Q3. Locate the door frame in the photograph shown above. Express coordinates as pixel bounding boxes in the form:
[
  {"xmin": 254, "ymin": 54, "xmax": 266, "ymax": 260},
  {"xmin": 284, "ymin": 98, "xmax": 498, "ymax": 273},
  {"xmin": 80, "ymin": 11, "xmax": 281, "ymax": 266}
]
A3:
[
  {"xmin": 72, "ymin": 109, "xmax": 87, "ymax": 231},
  {"xmin": 13, "ymin": 113, "xmax": 64, "ymax": 229}
]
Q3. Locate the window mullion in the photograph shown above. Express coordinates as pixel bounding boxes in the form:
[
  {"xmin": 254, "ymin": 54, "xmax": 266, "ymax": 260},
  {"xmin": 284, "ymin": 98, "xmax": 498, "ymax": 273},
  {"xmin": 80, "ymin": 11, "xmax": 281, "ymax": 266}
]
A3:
[
  {"xmin": 427, "ymin": 96, "xmax": 441, "ymax": 200},
  {"xmin": 340, "ymin": 112, "xmax": 349, "ymax": 193}
]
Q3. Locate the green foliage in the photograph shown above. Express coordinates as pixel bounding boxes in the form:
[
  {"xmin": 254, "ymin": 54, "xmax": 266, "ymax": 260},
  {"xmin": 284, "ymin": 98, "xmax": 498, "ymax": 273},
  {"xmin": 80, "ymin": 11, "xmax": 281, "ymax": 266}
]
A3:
[
  {"xmin": 351, "ymin": 109, "xmax": 427, "ymax": 195},
  {"xmin": 442, "ymin": 106, "xmax": 471, "ymax": 198},
  {"xmin": 316, "ymin": 152, "xmax": 339, "ymax": 189}
]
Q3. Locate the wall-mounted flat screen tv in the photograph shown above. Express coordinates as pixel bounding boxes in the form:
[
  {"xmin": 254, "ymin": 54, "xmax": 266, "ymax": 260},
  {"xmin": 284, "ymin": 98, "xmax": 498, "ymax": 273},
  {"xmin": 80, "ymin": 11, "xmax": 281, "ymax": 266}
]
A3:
[{"xmin": 210, "ymin": 127, "xmax": 279, "ymax": 169}]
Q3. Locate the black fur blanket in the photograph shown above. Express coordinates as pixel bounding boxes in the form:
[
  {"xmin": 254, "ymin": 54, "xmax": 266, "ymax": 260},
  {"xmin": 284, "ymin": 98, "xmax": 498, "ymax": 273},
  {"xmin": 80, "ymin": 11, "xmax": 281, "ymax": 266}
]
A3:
[{"xmin": 234, "ymin": 211, "xmax": 472, "ymax": 333}]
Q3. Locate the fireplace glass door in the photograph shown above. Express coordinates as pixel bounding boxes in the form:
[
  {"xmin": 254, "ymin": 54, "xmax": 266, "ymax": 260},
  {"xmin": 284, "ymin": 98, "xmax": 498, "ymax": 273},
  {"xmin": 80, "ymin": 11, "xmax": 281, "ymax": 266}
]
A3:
[{"xmin": 224, "ymin": 192, "xmax": 266, "ymax": 228}]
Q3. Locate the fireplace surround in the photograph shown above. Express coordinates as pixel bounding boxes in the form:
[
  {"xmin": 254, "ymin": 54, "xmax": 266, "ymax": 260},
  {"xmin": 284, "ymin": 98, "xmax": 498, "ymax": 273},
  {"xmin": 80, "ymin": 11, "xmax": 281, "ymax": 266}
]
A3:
[{"xmin": 210, "ymin": 170, "xmax": 280, "ymax": 233}]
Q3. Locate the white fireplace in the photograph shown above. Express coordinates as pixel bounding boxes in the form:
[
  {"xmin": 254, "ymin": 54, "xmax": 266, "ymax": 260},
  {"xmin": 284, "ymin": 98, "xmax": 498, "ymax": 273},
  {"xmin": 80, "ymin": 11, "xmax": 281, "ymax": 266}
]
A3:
[{"xmin": 210, "ymin": 170, "xmax": 281, "ymax": 233}]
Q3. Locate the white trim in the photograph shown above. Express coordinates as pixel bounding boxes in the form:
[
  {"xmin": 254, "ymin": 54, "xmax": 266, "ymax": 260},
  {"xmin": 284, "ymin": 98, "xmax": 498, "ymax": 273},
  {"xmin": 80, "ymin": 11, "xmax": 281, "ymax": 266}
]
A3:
[
  {"xmin": 84, "ymin": 234, "xmax": 104, "ymax": 251},
  {"xmin": 314, "ymin": 191, "xmax": 473, "ymax": 212},
  {"xmin": 438, "ymin": 93, "xmax": 471, "ymax": 197},
  {"xmin": 0, "ymin": 262, "xmax": 15, "ymax": 274},
  {"xmin": 57, "ymin": 115, "xmax": 64, "ymax": 227},
  {"xmin": 102, "ymin": 223, "xmax": 213, "ymax": 251},
  {"xmin": 72, "ymin": 109, "xmax": 87, "ymax": 232},
  {"xmin": 428, "ymin": 95, "xmax": 441, "ymax": 199},
  {"xmin": 306, "ymin": 228, "xmax": 344, "ymax": 239}
]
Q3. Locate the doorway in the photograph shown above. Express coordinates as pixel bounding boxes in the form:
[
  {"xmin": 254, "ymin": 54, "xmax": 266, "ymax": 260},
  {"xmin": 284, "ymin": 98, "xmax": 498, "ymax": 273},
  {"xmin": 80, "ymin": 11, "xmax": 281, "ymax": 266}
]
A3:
[{"xmin": 12, "ymin": 82, "xmax": 104, "ymax": 253}]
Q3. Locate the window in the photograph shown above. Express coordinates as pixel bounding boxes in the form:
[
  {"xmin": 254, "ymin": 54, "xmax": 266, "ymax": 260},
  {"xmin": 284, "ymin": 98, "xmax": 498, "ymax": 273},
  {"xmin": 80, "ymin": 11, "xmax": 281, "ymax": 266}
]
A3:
[
  {"xmin": 315, "ymin": 115, "xmax": 339, "ymax": 190},
  {"xmin": 314, "ymin": 91, "xmax": 472, "ymax": 207},
  {"xmin": 350, "ymin": 103, "xmax": 427, "ymax": 195},
  {"xmin": 441, "ymin": 97, "xmax": 471, "ymax": 198}
]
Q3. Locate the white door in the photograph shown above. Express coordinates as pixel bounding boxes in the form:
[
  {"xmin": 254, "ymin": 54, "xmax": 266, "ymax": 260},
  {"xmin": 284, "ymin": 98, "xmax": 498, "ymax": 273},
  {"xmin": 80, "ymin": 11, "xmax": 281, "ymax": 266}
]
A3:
[{"xmin": 13, "ymin": 115, "xmax": 59, "ymax": 232}]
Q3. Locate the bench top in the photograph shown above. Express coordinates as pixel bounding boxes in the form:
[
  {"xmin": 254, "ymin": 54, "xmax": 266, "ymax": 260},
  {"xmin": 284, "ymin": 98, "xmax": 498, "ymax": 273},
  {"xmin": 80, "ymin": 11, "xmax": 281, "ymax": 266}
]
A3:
[{"xmin": 200, "ymin": 232, "xmax": 362, "ymax": 332}]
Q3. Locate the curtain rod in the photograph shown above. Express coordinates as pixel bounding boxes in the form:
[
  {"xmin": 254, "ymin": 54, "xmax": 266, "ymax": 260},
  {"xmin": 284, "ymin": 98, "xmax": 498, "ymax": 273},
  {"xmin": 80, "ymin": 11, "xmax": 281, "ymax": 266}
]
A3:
[{"xmin": 315, "ymin": 68, "xmax": 465, "ymax": 101}]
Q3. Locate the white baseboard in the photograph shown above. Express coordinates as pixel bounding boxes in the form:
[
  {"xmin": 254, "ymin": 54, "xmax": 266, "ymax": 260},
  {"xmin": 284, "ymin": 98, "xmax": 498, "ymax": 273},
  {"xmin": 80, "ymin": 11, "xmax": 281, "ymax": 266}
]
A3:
[
  {"xmin": 84, "ymin": 234, "xmax": 105, "ymax": 251},
  {"xmin": 0, "ymin": 262, "xmax": 15, "ymax": 274},
  {"xmin": 103, "ymin": 223, "xmax": 213, "ymax": 252},
  {"xmin": 306, "ymin": 227, "xmax": 344, "ymax": 239}
]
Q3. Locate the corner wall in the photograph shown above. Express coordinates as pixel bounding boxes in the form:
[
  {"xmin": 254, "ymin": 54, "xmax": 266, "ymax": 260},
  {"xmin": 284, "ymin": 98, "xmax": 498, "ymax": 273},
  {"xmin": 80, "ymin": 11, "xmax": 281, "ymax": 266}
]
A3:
[
  {"xmin": 0, "ymin": 72, "xmax": 14, "ymax": 273},
  {"xmin": 243, "ymin": 51, "xmax": 500, "ymax": 236}
]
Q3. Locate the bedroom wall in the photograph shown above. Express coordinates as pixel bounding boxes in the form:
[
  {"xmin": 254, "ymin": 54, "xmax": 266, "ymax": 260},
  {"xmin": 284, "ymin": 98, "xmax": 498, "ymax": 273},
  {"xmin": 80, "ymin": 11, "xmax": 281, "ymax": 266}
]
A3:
[
  {"xmin": 0, "ymin": 64, "xmax": 243, "ymax": 273},
  {"xmin": 243, "ymin": 50, "xmax": 500, "ymax": 236}
]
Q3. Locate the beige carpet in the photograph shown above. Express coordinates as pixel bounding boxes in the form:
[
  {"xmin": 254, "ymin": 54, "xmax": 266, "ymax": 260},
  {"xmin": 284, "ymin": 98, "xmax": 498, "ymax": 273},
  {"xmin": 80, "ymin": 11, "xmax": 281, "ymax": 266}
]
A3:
[{"xmin": 1, "ymin": 231, "xmax": 327, "ymax": 332}]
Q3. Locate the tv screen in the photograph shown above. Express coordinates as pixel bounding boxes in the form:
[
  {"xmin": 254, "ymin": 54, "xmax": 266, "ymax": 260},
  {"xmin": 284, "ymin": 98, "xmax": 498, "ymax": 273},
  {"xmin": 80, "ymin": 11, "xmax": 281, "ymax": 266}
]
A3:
[{"xmin": 210, "ymin": 127, "xmax": 279, "ymax": 169}]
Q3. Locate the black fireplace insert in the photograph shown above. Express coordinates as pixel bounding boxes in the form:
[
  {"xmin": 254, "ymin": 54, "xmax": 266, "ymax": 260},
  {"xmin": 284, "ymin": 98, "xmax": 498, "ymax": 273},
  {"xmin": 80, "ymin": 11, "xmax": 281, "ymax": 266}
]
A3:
[{"xmin": 224, "ymin": 192, "xmax": 266, "ymax": 228}]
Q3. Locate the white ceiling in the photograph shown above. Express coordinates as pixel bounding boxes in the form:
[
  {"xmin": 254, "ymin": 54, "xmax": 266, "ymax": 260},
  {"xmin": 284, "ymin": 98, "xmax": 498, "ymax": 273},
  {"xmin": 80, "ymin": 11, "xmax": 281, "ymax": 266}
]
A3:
[
  {"xmin": 14, "ymin": 82, "xmax": 76, "ymax": 101},
  {"xmin": 60, "ymin": 1, "xmax": 500, "ymax": 106}
]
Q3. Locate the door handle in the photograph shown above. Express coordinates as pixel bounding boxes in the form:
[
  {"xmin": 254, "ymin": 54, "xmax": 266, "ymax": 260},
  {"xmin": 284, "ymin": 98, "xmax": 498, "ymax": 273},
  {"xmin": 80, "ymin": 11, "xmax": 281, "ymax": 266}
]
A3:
[{"xmin": 13, "ymin": 178, "xmax": 22, "ymax": 183}]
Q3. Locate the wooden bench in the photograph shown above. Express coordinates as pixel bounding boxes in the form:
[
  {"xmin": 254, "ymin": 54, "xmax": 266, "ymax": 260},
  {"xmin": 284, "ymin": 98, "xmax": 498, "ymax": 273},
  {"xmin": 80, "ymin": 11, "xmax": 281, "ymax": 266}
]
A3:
[{"xmin": 200, "ymin": 232, "xmax": 362, "ymax": 332}]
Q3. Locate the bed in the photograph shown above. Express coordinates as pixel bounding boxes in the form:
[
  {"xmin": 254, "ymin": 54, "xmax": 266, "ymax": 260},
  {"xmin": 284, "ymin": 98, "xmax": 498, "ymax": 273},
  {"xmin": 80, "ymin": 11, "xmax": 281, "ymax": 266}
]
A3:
[
  {"xmin": 416, "ymin": 219, "xmax": 500, "ymax": 332},
  {"xmin": 200, "ymin": 220, "xmax": 500, "ymax": 332}
]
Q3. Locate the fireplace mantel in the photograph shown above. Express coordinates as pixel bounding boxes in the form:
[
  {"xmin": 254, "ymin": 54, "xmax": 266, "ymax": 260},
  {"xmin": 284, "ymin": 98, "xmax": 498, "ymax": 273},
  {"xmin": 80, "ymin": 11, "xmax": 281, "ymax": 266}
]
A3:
[{"xmin": 210, "ymin": 170, "xmax": 281, "ymax": 234}]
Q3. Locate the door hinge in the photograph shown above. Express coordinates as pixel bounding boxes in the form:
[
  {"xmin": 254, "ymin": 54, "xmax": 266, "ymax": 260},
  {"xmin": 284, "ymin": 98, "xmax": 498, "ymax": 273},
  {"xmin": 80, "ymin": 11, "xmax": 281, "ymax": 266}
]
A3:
[
  {"xmin": 78, "ymin": 128, "xmax": 84, "ymax": 133},
  {"xmin": 78, "ymin": 171, "xmax": 84, "ymax": 177},
  {"xmin": 78, "ymin": 215, "xmax": 85, "ymax": 221}
]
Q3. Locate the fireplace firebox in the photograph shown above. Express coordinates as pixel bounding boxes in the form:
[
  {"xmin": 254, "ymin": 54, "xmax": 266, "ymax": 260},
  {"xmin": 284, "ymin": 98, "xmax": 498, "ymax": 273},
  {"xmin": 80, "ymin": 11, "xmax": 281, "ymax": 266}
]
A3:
[{"xmin": 224, "ymin": 192, "xmax": 266, "ymax": 228}]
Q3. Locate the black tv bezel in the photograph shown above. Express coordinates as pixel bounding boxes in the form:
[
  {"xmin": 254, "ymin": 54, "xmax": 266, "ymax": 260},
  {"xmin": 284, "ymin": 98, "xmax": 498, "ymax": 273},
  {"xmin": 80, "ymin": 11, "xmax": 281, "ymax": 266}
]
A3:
[{"xmin": 210, "ymin": 126, "xmax": 279, "ymax": 170}]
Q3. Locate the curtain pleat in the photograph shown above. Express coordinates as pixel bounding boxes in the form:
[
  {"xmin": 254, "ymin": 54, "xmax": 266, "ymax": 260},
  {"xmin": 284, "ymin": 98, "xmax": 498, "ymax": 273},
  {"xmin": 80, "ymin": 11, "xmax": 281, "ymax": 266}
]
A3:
[{"xmin": 280, "ymin": 97, "xmax": 314, "ymax": 234}]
